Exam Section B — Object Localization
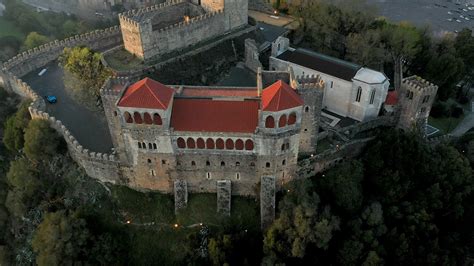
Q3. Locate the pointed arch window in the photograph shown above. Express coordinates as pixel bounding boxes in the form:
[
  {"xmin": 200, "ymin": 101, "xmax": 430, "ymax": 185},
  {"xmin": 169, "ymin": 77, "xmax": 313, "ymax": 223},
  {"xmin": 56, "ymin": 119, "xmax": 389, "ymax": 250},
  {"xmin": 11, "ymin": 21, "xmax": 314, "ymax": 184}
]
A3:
[
  {"xmin": 369, "ymin": 89, "xmax": 376, "ymax": 104},
  {"xmin": 278, "ymin": 114, "xmax": 287, "ymax": 128},
  {"xmin": 133, "ymin": 112, "xmax": 143, "ymax": 124},
  {"xmin": 355, "ymin": 87, "xmax": 362, "ymax": 102},
  {"xmin": 143, "ymin": 113, "xmax": 153, "ymax": 124},
  {"xmin": 124, "ymin": 111, "xmax": 133, "ymax": 123},
  {"xmin": 153, "ymin": 113, "xmax": 162, "ymax": 125},
  {"xmin": 265, "ymin": 116, "xmax": 275, "ymax": 128}
]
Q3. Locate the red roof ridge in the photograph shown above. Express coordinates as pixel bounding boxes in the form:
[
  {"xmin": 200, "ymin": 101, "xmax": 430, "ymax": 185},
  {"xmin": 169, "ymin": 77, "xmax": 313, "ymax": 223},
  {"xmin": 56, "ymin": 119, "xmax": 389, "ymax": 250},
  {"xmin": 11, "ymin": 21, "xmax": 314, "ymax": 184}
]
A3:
[
  {"xmin": 262, "ymin": 80, "xmax": 303, "ymax": 111},
  {"xmin": 118, "ymin": 77, "xmax": 174, "ymax": 109}
]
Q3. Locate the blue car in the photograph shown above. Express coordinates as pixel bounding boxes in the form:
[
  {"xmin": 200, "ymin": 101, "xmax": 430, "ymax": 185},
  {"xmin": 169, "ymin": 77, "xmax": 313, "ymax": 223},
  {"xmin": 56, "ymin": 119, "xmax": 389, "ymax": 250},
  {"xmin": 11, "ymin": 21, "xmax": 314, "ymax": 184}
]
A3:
[{"xmin": 45, "ymin": 95, "xmax": 57, "ymax": 104}]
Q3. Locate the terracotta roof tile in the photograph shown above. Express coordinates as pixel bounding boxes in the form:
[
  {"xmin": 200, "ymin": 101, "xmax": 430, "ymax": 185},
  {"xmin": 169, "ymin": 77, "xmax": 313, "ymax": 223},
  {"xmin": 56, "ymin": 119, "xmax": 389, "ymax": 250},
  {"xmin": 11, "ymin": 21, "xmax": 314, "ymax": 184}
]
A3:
[
  {"xmin": 261, "ymin": 80, "xmax": 304, "ymax": 111},
  {"xmin": 118, "ymin": 78, "xmax": 174, "ymax": 109},
  {"xmin": 180, "ymin": 87, "xmax": 258, "ymax": 97},
  {"xmin": 171, "ymin": 98, "xmax": 259, "ymax": 133}
]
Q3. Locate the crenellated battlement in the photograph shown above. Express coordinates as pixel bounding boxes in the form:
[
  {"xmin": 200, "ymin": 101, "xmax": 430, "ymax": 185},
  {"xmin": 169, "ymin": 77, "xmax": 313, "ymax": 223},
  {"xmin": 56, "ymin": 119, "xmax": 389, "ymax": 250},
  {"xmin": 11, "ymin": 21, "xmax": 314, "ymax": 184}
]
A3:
[
  {"xmin": 119, "ymin": 0, "xmax": 186, "ymax": 24},
  {"xmin": 402, "ymin": 75, "xmax": 438, "ymax": 94},
  {"xmin": 296, "ymin": 74, "xmax": 325, "ymax": 90},
  {"xmin": 100, "ymin": 76, "xmax": 130, "ymax": 97},
  {"xmin": 157, "ymin": 9, "xmax": 224, "ymax": 33}
]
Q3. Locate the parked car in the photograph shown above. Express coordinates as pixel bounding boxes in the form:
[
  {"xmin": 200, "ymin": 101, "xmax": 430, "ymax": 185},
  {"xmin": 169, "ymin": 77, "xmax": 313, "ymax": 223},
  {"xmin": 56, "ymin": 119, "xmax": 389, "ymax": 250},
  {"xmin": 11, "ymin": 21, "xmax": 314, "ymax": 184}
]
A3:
[{"xmin": 45, "ymin": 95, "xmax": 57, "ymax": 104}]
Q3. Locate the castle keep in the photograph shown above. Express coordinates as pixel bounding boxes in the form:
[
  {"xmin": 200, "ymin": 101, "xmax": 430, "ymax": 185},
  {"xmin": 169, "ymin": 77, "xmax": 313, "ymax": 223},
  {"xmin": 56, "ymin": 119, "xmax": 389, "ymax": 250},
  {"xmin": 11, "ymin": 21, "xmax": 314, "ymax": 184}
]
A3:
[
  {"xmin": 119, "ymin": 0, "xmax": 248, "ymax": 61},
  {"xmin": 101, "ymin": 70, "xmax": 324, "ymax": 195}
]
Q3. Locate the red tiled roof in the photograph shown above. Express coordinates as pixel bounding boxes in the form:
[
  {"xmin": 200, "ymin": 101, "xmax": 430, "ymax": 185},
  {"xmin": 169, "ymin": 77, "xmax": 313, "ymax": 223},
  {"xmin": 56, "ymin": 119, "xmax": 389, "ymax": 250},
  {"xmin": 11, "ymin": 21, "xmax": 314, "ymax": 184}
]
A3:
[
  {"xmin": 261, "ymin": 80, "xmax": 304, "ymax": 111},
  {"xmin": 171, "ymin": 98, "xmax": 259, "ymax": 133},
  {"xmin": 118, "ymin": 78, "xmax": 174, "ymax": 109},
  {"xmin": 180, "ymin": 87, "xmax": 258, "ymax": 97},
  {"xmin": 385, "ymin": 90, "xmax": 398, "ymax": 105}
]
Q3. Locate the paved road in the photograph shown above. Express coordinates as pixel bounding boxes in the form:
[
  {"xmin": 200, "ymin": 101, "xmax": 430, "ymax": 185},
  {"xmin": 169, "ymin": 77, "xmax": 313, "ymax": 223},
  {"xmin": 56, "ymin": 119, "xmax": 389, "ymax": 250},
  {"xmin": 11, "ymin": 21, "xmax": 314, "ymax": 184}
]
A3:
[
  {"xmin": 22, "ymin": 62, "xmax": 114, "ymax": 153},
  {"xmin": 451, "ymin": 111, "xmax": 474, "ymax": 136},
  {"xmin": 367, "ymin": 0, "xmax": 474, "ymax": 34}
]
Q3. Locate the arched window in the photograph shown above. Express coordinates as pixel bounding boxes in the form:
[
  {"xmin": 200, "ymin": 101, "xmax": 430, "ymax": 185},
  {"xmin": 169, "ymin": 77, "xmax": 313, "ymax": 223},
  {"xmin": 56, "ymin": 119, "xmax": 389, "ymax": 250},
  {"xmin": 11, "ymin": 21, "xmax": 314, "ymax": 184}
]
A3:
[
  {"xmin": 147, "ymin": 159, "xmax": 151, "ymax": 163},
  {"xmin": 153, "ymin": 113, "xmax": 162, "ymax": 125},
  {"xmin": 288, "ymin": 113, "xmax": 296, "ymax": 125},
  {"xmin": 305, "ymin": 106, "xmax": 309, "ymax": 113},
  {"xmin": 236, "ymin": 162, "xmax": 240, "ymax": 166},
  {"xmin": 124, "ymin": 111, "xmax": 133, "ymax": 123},
  {"xmin": 235, "ymin": 139, "xmax": 244, "ymax": 150},
  {"xmin": 196, "ymin": 138, "xmax": 205, "ymax": 149},
  {"xmin": 281, "ymin": 144, "xmax": 285, "ymax": 151},
  {"xmin": 355, "ymin": 87, "xmax": 362, "ymax": 102},
  {"xmin": 265, "ymin": 116, "xmax": 275, "ymax": 128},
  {"xmin": 225, "ymin": 139, "xmax": 234, "ymax": 150},
  {"xmin": 245, "ymin": 140, "xmax": 254, "ymax": 150},
  {"xmin": 186, "ymin": 138, "xmax": 195, "ymax": 149},
  {"xmin": 153, "ymin": 143, "xmax": 157, "ymax": 149},
  {"xmin": 266, "ymin": 162, "xmax": 271, "ymax": 168},
  {"xmin": 369, "ymin": 89, "xmax": 376, "ymax": 104},
  {"xmin": 143, "ymin": 113, "xmax": 153, "ymax": 124},
  {"xmin": 177, "ymin": 138, "xmax": 186, "ymax": 148},
  {"xmin": 221, "ymin": 161, "xmax": 225, "ymax": 166},
  {"xmin": 142, "ymin": 142, "xmax": 146, "ymax": 149},
  {"xmin": 206, "ymin": 138, "xmax": 215, "ymax": 149},
  {"xmin": 138, "ymin": 142, "xmax": 142, "ymax": 149},
  {"xmin": 191, "ymin": 161, "xmax": 196, "ymax": 166},
  {"xmin": 282, "ymin": 159, "xmax": 286, "ymax": 166},
  {"xmin": 133, "ymin": 112, "xmax": 143, "ymax": 124},
  {"xmin": 206, "ymin": 161, "xmax": 210, "ymax": 166},
  {"xmin": 279, "ymin": 114, "xmax": 287, "ymax": 128},
  {"xmin": 148, "ymin": 143, "xmax": 152, "ymax": 149},
  {"xmin": 216, "ymin": 138, "xmax": 224, "ymax": 149}
]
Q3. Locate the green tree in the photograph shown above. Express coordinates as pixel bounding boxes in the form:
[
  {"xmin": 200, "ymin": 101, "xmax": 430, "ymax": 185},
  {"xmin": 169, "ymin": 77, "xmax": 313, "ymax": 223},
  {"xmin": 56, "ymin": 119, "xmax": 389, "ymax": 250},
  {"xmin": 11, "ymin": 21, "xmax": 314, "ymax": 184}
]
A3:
[
  {"xmin": 317, "ymin": 161, "xmax": 364, "ymax": 214},
  {"xmin": 264, "ymin": 180, "xmax": 340, "ymax": 261},
  {"xmin": 23, "ymin": 32, "xmax": 49, "ymax": 50},
  {"xmin": 3, "ymin": 101, "xmax": 31, "ymax": 153},
  {"xmin": 32, "ymin": 210, "xmax": 91, "ymax": 266},
  {"xmin": 208, "ymin": 234, "xmax": 233, "ymax": 265},
  {"xmin": 23, "ymin": 119, "xmax": 60, "ymax": 162},
  {"xmin": 4, "ymin": 158, "xmax": 40, "ymax": 217},
  {"xmin": 380, "ymin": 22, "xmax": 421, "ymax": 90}
]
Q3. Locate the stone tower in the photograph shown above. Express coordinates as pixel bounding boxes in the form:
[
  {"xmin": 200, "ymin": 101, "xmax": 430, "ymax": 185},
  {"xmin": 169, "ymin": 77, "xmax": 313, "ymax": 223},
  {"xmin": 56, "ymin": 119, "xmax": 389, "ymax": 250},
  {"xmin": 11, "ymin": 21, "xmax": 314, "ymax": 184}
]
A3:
[
  {"xmin": 100, "ymin": 77, "xmax": 130, "ymax": 163},
  {"xmin": 296, "ymin": 74, "xmax": 325, "ymax": 155},
  {"xmin": 397, "ymin": 76, "xmax": 438, "ymax": 135}
]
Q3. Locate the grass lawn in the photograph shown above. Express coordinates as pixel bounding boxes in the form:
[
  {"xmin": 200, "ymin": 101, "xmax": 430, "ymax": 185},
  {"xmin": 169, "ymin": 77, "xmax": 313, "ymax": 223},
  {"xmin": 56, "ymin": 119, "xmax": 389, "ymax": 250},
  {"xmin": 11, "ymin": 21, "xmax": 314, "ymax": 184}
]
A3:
[
  {"xmin": 428, "ymin": 115, "xmax": 464, "ymax": 135},
  {"xmin": 103, "ymin": 48, "xmax": 144, "ymax": 71},
  {"xmin": 105, "ymin": 186, "xmax": 261, "ymax": 264},
  {"xmin": 0, "ymin": 17, "xmax": 24, "ymax": 40}
]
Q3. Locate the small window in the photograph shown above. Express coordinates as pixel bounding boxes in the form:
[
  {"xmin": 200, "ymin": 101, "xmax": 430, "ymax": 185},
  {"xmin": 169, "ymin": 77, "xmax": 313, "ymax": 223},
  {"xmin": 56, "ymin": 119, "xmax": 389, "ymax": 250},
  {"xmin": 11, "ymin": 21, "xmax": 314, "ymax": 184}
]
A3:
[
  {"xmin": 142, "ymin": 142, "xmax": 146, "ymax": 149},
  {"xmin": 206, "ymin": 161, "xmax": 210, "ymax": 166},
  {"xmin": 138, "ymin": 142, "xmax": 142, "ymax": 149},
  {"xmin": 148, "ymin": 143, "xmax": 153, "ymax": 149},
  {"xmin": 250, "ymin": 162, "xmax": 255, "ymax": 167},
  {"xmin": 147, "ymin": 159, "xmax": 151, "ymax": 163},
  {"xmin": 161, "ymin": 160, "xmax": 166, "ymax": 165},
  {"xmin": 236, "ymin": 173, "xmax": 240, "ymax": 180},
  {"xmin": 369, "ymin": 90, "xmax": 375, "ymax": 104},
  {"xmin": 330, "ymin": 81, "xmax": 333, "ymax": 88},
  {"xmin": 282, "ymin": 159, "xmax": 286, "ymax": 166},
  {"xmin": 191, "ymin": 161, "xmax": 196, "ymax": 166},
  {"xmin": 221, "ymin": 161, "xmax": 225, "ymax": 167},
  {"xmin": 236, "ymin": 162, "xmax": 240, "ymax": 166},
  {"xmin": 355, "ymin": 87, "xmax": 362, "ymax": 102},
  {"xmin": 266, "ymin": 162, "xmax": 271, "ymax": 168},
  {"xmin": 304, "ymin": 128, "xmax": 308, "ymax": 132},
  {"xmin": 114, "ymin": 111, "xmax": 118, "ymax": 116},
  {"xmin": 265, "ymin": 116, "xmax": 275, "ymax": 128},
  {"xmin": 281, "ymin": 144, "xmax": 285, "ymax": 151},
  {"xmin": 206, "ymin": 172, "xmax": 211, "ymax": 179},
  {"xmin": 153, "ymin": 143, "xmax": 157, "ymax": 149},
  {"xmin": 150, "ymin": 170, "xmax": 155, "ymax": 176},
  {"xmin": 305, "ymin": 106, "xmax": 309, "ymax": 113}
]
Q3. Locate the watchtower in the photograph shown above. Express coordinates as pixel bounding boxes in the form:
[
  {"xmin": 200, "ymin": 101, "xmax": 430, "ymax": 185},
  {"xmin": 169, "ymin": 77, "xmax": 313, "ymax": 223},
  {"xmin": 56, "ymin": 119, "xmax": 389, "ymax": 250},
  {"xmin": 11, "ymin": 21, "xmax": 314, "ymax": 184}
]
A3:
[{"xmin": 397, "ymin": 76, "xmax": 438, "ymax": 135}]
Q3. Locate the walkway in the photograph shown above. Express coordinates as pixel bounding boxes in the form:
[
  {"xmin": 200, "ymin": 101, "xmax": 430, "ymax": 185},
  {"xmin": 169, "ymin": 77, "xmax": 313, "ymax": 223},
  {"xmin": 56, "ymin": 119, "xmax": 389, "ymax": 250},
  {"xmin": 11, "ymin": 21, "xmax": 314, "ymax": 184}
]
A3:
[
  {"xmin": 451, "ymin": 109, "xmax": 474, "ymax": 136},
  {"xmin": 22, "ymin": 62, "xmax": 114, "ymax": 153}
]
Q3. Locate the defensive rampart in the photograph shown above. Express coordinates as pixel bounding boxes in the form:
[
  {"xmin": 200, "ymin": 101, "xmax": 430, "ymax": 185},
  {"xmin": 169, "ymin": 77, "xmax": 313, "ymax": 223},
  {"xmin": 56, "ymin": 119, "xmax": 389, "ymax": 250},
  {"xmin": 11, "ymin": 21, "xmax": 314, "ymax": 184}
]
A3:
[{"xmin": 0, "ymin": 26, "xmax": 124, "ymax": 184}]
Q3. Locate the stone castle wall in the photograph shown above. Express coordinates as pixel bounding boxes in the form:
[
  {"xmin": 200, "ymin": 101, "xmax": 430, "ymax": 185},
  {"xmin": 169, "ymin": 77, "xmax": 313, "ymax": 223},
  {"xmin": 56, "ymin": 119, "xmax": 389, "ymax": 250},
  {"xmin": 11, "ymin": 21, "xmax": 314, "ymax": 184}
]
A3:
[{"xmin": 0, "ymin": 27, "xmax": 125, "ymax": 185}]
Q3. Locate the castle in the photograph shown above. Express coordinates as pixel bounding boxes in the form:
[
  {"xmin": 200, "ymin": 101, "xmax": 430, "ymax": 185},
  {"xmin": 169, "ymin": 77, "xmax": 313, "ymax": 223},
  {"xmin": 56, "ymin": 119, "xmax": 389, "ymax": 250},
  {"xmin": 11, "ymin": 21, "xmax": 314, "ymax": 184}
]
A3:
[
  {"xmin": 101, "ymin": 69, "xmax": 324, "ymax": 196},
  {"xmin": 119, "ymin": 0, "xmax": 248, "ymax": 61}
]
